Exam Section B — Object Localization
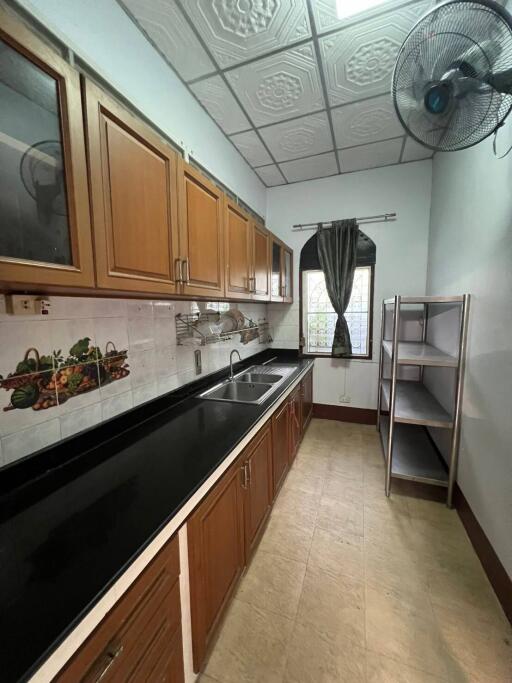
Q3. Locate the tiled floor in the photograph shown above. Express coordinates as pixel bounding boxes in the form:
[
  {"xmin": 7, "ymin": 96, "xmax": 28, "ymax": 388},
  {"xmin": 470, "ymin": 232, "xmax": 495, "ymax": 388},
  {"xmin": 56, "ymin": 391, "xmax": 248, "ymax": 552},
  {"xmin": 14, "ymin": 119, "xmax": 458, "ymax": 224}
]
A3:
[{"xmin": 200, "ymin": 419, "xmax": 511, "ymax": 683}]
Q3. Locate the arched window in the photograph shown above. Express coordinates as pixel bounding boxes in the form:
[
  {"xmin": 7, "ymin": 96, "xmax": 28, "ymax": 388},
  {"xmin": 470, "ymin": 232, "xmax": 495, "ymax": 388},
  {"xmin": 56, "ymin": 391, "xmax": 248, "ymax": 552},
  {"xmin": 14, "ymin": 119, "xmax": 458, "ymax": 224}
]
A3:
[{"xmin": 300, "ymin": 230, "xmax": 376, "ymax": 358}]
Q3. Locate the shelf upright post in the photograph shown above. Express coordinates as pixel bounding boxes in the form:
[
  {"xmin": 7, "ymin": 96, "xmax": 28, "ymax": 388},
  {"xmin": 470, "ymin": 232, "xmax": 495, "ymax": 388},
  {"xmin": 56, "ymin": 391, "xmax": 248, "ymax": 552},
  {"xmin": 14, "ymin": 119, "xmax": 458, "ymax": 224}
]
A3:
[
  {"xmin": 447, "ymin": 294, "xmax": 470, "ymax": 507},
  {"xmin": 385, "ymin": 295, "xmax": 401, "ymax": 497},
  {"xmin": 376, "ymin": 298, "xmax": 386, "ymax": 432},
  {"xmin": 420, "ymin": 303, "xmax": 429, "ymax": 383}
]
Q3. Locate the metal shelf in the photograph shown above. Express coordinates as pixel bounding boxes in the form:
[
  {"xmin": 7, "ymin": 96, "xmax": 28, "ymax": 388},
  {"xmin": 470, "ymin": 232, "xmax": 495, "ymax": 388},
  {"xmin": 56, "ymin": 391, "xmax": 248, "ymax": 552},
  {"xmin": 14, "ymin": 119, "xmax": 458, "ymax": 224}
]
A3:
[
  {"xmin": 382, "ymin": 340, "xmax": 458, "ymax": 367},
  {"xmin": 381, "ymin": 380, "xmax": 453, "ymax": 429},
  {"xmin": 380, "ymin": 417, "xmax": 449, "ymax": 487},
  {"xmin": 384, "ymin": 295, "xmax": 465, "ymax": 305},
  {"xmin": 377, "ymin": 293, "xmax": 470, "ymax": 506}
]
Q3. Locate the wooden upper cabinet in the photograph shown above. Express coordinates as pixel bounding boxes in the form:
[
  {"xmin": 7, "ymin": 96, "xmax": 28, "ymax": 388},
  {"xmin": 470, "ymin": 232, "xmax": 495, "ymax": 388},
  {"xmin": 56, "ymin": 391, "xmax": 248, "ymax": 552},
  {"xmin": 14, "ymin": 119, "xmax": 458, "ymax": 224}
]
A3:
[
  {"xmin": 251, "ymin": 222, "xmax": 271, "ymax": 301},
  {"xmin": 178, "ymin": 160, "xmax": 225, "ymax": 298},
  {"xmin": 282, "ymin": 246, "xmax": 293, "ymax": 303},
  {"xmin": 225, "ymin": 200, "xmax": 251, "ymax": 299},
  {"xmin": 0, "ymin": 9, "xmax": 94, "ymax": 288},
  {"xmin": 84, "ymin": 80, "xmax": 180, "ymax": 294},
  {"xmin": 270, "ymin": 237, "xmax": 283, "ymax": 302}
]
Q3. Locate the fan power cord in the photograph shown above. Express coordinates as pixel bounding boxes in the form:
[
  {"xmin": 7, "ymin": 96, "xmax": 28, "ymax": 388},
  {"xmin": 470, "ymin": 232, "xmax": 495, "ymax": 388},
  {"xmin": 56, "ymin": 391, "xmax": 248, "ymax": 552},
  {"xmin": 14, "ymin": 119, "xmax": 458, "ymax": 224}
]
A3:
[{"xmin": 493, "ymin": 120, "xmax": 512, "ymax": 158}]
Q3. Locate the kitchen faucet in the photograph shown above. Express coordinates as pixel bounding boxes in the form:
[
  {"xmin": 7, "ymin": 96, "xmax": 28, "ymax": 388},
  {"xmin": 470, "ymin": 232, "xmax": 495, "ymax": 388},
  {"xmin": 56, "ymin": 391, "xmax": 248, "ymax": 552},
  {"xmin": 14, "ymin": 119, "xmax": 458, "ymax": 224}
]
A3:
[{"xmin": 229, "ymin": 349, "xmax": 242, "ymax": 381}]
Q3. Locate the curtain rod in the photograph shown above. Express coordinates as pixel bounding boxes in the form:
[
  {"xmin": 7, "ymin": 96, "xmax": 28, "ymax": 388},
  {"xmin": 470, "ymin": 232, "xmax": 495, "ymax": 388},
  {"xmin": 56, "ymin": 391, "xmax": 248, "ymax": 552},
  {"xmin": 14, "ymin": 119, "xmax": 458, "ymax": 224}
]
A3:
[{"xmin": 292, "ymin": 212, "xmax": 397, "ymax": 231}]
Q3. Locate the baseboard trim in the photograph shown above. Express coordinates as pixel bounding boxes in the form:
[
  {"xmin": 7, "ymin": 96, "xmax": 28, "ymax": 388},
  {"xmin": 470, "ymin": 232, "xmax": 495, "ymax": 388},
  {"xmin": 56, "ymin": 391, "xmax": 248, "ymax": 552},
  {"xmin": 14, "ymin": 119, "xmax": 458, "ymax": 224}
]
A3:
[
  {"xmin": 312, "ymin": 403, "xmax": 377, "ymax": 424},
  {"xmin": 453, "ymin": 484, "xmax": 512, "ymax": 625}
]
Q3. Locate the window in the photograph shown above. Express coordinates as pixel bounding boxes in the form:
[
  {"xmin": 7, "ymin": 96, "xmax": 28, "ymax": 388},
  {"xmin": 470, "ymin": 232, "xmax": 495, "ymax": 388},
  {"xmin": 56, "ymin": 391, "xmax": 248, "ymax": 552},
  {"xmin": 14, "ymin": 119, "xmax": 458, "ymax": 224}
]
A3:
[{"xmin": 302, "ymin": 266, "xmax": 373, "ymax": 358}]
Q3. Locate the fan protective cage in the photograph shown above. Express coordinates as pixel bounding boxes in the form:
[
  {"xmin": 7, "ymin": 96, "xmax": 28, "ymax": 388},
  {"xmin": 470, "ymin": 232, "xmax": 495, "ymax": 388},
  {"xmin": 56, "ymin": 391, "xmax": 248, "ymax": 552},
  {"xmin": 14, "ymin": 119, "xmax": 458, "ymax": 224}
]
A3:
[{"xmin": 393, "ymin": 0, "xmax": 512, "ymax": 152}]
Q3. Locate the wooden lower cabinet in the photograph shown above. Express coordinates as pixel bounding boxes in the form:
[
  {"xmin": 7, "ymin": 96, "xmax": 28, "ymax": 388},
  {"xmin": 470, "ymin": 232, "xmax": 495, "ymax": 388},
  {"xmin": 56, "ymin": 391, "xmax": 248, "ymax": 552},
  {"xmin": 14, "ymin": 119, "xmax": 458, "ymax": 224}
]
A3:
[
  {"xmin": 289, "ymin": 385, "xmax": 302, "ymax": 462},
  {"xmin": 272, "ymin": 399, "xmax": 290, "ymax": 496},
  {"xmin": 301, "ymin": 369, "xmax": 313, "ymax": 433},
  {"xmin": 54, "ymin": 534, "xmax": 184, "ymax": 683},
  {"xmin": 242, "ymin": 424, "xmax": 273, "ymax": 560},
  {"xmin": 188, "ymin": 459, "xmax": 245, "ymax": 672}
]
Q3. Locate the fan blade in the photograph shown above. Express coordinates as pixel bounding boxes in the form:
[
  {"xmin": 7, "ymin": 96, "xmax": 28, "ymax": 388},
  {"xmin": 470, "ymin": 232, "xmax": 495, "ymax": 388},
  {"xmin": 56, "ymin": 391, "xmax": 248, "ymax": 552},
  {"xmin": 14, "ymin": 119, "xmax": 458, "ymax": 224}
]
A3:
[{"xmin": 487, "ymin": 67, "xmax": 512, "ymax": 94}]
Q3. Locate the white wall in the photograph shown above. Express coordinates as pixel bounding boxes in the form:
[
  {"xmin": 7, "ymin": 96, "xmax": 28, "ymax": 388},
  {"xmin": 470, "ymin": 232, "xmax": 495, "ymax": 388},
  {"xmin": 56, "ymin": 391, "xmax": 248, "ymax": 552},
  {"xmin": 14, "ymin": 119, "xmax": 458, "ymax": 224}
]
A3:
[
  {"xmin": 426, "ymin": 121, "xmax": 512, "ymax": 577},
  {"xmin": 266, "ymin": 161, "xmax": 433, "ymax": 408},
  {"xmin": 12, "ymin": 0, "xmax": 266, "ymax": 215}
]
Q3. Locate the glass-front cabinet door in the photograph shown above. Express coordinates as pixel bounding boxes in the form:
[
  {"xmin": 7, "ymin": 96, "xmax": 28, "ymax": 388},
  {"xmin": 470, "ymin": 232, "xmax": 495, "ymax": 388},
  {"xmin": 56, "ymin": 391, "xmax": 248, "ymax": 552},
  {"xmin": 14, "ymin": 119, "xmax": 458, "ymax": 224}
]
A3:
[
  {"xmin": 282, "ymin": 247, "xmax": 293, "ymax": 303},
  {"xmin": 270, "ymin": 239, "xmax": 283, "ymax": 302},
  {"xmin": 0, "ymin": 9, "xmax": 94, "ymax": 287}
]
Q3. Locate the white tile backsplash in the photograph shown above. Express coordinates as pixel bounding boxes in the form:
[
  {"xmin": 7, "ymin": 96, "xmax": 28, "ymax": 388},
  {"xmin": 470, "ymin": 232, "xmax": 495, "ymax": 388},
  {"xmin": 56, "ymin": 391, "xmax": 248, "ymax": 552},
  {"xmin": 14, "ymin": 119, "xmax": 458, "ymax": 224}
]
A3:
[{"xmin": 0, "ymin": 295, "xmax": 270, "ymax": 467}]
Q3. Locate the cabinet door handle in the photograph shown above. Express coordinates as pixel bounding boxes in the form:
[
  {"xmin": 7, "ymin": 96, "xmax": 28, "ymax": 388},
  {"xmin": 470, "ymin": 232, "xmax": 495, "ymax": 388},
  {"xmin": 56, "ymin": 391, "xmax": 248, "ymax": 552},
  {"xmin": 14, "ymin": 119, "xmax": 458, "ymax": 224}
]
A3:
[
  {"xmin": 84, "ymin": 642, "xmax": 124, "ymax": 683},
  {"xmin": 240, "ymin": 465, "xmax": 248, "ymax": 489},
  {"xmin": 249, "ymin": 276, "xmax": 256, "ymax": 293},
  {"xmin": 174, "ymin": 258, "xmax": 183, "ymax": 284},
  {"xmin": 182, "ymin": 258, "xmax": 190, "ymax": 285},
  {"xmin": 246, "ymin": 461, "xmax": 252, "ymax": 484}
]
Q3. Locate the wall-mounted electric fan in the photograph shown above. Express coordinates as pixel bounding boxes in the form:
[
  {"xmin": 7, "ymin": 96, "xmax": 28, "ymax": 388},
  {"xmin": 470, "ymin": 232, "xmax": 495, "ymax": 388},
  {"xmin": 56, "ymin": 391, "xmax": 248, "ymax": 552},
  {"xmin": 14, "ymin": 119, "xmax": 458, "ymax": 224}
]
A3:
[{"xmin": 393, "ymin": 0, "xmax": 512, "ymax": 151}]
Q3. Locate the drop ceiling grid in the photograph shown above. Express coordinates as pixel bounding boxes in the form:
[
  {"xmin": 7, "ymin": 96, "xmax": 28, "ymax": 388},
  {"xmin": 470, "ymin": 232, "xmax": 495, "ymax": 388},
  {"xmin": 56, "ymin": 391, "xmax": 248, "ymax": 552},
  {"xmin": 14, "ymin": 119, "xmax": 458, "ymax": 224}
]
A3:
[{"xmin": 118, "ymin": 0, "xmax": 435, "ymax": 187}]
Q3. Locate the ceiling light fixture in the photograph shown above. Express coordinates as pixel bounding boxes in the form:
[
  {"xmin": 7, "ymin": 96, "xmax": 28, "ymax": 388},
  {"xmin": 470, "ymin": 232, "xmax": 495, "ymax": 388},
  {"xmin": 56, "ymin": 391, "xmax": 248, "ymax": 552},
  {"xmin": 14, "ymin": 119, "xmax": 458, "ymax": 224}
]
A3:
[{"xmin": 336, "ymin": 0, "xmax": 389, "ymax": 20}]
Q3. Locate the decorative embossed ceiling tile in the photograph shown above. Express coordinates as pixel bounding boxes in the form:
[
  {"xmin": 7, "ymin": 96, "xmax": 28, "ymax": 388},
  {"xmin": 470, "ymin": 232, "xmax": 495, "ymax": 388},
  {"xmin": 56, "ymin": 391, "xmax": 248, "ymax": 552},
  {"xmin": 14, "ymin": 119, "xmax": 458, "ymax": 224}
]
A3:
[
  {"xmin": 402, "ymin": 136, "xmax": 434, "ymax": 162},
  {"xmin": 230, "ymin": 129, "xmax": 273, "ymax": 166},
  {"xmin": 255, "ymin": 164, "xmax": 286, "ymax": 186},
  {"xmin": 280, "ymin": 151, "xmax": 338, "ymax": 182},
  {"xmin": 331, "ymin": 93, "xmax": 403, "ymax": 148},
  {"xmin": 319, "ymin": 0, "xmax": 435, "ymax": 106},
  {"xmin": 190, "ymin": 75, "xmax": 251, "ymax": 134},
  {"xmin": 259, "ymin": 112, "xmax": 332, "ymax": 162},
  {"xmin": 339, "ymin": 137, "xmax": 403, "ymax": 173},
  {"xmin": 225, "ymin": 43, "xmax": 325, "ymax": 127},
  {"xmin": 119, "ymin": 0, "xmax": 215, "ymax": 82},
  {"xmin": 310, "ymin": 0, "xmax": 428, "ymax": 35},
  {"xmin": 180, "ymin": 0, "xmax": 311, "ymax": 68}
]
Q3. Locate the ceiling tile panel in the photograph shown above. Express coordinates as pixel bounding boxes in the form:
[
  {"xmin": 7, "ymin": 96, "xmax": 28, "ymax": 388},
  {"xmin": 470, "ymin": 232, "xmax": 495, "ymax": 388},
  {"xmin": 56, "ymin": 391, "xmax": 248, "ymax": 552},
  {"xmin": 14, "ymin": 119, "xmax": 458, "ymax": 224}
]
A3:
[
  {"xmin": 319, "ymin": 0, "xmax": 435, "ymax": 106},
  {"xmin": 180, "ymin": 0, "xmax": 311, "ymax": 68},
  {"xmin": 310, "ymin": 0, "xmax": 431, "ymax": 35},
  {"xmin": 225, "ymin": 43, "xmax": 325, "ymax": 127},
  {"xmin": 402, "ymin": 136, "xmax": 434, "ymax": 162},
  {"xmin": 255, "ymin": 164, "xmax": 287, "ymax": 186},
  {"xmin": 280, "ymin": 151, "xmax": 338, "ymax": 182},
  {"xmin": 190, "ymin": 75, "xmax": 251, "ymax": 134},
  {"xmin": 339, "ymin": 138, "xmax": 403, "ymax": 173},
  {"xmin": 120, "ymin": 0, "xmax": 215, "ymax": 82},
  {"xmin": 259, "ymin": 112, "xmax": 333, "ymax": 162},
  {"xmin": 332, "ymin": 93, "xmax": 403, "ymax": 148},
  {"xmin": 230, "ymin": 130, "xmax": 273, "ymax": 166}
]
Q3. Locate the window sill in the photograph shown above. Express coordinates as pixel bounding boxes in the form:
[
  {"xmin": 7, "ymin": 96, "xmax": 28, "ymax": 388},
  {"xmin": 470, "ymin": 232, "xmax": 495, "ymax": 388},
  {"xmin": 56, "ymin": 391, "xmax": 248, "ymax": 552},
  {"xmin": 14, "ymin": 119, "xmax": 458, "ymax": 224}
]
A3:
[{"xmin": 301, "ymin": 352, "xmax": 373, "ymax": 361}]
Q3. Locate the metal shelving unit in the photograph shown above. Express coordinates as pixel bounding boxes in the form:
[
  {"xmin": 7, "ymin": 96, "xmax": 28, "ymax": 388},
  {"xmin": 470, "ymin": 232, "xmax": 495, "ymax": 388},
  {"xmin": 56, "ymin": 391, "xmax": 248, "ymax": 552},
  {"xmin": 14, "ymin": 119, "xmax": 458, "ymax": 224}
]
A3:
[{"xmin": 376, "ymin": 295, "xmax": 470, "ymax": 506}]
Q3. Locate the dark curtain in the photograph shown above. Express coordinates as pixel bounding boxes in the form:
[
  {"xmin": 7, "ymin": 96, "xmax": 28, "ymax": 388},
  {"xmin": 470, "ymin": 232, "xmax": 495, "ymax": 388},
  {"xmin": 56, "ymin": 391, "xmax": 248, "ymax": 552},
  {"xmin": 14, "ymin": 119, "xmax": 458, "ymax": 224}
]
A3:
[{"xmin": 317, "ymin": 219, "xmax": 359, "ymax": 356}]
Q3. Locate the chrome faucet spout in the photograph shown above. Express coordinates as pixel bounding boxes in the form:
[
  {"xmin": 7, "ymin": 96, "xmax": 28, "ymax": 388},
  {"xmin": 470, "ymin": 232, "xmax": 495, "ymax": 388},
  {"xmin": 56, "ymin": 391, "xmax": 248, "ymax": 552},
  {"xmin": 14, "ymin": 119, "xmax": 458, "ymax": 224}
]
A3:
[{"xmin": 229, "ymin": 349, "xmax": 242, "ymax": 381}]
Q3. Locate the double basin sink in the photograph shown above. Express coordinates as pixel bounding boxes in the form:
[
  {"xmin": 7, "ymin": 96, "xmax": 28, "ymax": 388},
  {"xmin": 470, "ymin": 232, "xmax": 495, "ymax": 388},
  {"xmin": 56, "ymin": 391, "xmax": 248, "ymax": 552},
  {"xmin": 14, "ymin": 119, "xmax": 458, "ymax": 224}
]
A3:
[{"xmin": 198, "ymin": 364, "xmax": 293, "ymax": 404}]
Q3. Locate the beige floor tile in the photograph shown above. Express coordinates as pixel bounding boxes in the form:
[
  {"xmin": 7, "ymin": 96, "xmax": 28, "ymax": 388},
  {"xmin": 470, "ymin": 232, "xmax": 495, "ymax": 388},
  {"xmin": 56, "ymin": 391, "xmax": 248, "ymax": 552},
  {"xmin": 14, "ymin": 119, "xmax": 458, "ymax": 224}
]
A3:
[
  {"xmin": 204, "ymin": 598, "xmax": 294, "ymax": 683},
  {"xmin": 322, "ymin": 470, "xmax": 364, "ymax": 505},
  {"xmin": 199, "ymin": 675, "xmax": 223, "ymax": 683},
  {"xmin": 283, "ymin": 620, "xmax": 366, "ymax": 683},
  {"xmin": 292, "ymin": 453, "xmax": 330, "ymax": 479},
  {"xmin": 316, "ymin": 494, "xmax": 365, "ymax": 537},
  {"xmin": 272, "ymin": 486, "xmax": 318, "ymax": 524},
  {"xmin": 364, "ymin": 539, "xmax": 431, "ymax": 596},
  {"xmin": 296, "ymin": 564, "xmax": 365, "ymax": 648},
  {"xmin": 308, "ymin": 526, "xmax": 364, "ymax": 580},
  {"xmin": 284, "ymin": 468, "xmax": 325, "ymax": 499},
  {"xmin": 366, "ymin": 651, "xmax": 447, "ymax": 682},
  {"xmin": 364, "ymin": 500, "xmax": 414, "ymax": 540},
  {"xmin": 258, "ymin": 508, "xmax": 316, "ymax": 564},
  {"xmin": 236, "ymin": 549, "xmax": 307, "ymax": 619},
  {"xmin": 433, "ymin": 603, "xmax": 512, "ymax": 683},
  {"xmin": 427, "ymin": 562, "xmax": 510, "ymax": 630},
  {"xmin": 365, "ymin": 583, "xmax": 448, "ymax": 679}
]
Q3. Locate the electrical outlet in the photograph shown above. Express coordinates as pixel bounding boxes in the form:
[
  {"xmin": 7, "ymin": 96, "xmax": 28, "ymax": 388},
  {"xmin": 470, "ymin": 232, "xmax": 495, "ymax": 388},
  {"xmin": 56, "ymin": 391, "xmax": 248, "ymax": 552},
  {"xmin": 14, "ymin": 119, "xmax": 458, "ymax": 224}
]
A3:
[
  {"xmin": 7, "ymin": 294, "xmax": 37, "ymax": 316},
  {"xmin": 338, "ymin": 395, "xmax": 351, "ymax": 404},
  {"xmin": 194, "ymin": 349, "xmax": 202, "ymax": 375}
]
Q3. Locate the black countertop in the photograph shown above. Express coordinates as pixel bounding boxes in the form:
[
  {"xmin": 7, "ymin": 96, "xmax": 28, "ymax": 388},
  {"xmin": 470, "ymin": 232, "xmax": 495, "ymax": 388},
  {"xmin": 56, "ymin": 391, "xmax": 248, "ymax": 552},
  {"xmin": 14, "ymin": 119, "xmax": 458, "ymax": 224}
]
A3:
[{"xmin": 0, "ymin": 349, "xmax": 312, "ymax": 683}]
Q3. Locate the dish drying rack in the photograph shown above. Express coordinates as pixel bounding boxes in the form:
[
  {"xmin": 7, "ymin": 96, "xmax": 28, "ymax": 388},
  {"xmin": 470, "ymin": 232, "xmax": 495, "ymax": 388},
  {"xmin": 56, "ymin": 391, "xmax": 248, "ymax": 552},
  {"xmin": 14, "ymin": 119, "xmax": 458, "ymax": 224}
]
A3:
[{"xmin": 176, "ymin": 312, "xmax": 271, "ymax": 346}]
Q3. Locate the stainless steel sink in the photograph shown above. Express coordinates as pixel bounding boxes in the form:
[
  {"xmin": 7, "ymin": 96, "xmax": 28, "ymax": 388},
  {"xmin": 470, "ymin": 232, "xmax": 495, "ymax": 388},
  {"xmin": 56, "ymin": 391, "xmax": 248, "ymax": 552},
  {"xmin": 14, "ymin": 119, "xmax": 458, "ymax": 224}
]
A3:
[
  {"xmin": 200, "ymin": 380, "xmax": 273, "ymax": 404},
  {"xmin": 237, "ymin": 372, "xmax": 282, "ymax": 384}
]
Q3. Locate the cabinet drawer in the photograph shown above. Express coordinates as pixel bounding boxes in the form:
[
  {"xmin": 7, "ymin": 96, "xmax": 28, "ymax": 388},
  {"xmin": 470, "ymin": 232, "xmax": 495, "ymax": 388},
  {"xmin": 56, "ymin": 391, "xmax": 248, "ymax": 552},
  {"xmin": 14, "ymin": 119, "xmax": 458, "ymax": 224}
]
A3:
[{"xmin": 54, "ymin": 534, "xmax": 182, "ymax": 682}]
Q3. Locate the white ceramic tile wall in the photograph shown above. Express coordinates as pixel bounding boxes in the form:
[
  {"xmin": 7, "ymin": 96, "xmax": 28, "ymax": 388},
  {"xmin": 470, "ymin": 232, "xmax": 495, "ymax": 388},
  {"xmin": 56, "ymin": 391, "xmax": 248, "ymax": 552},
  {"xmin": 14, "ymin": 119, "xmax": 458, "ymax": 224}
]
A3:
[{"xmin": 0, "ymin": 296, "xmax": 268, "ymax": 468}]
